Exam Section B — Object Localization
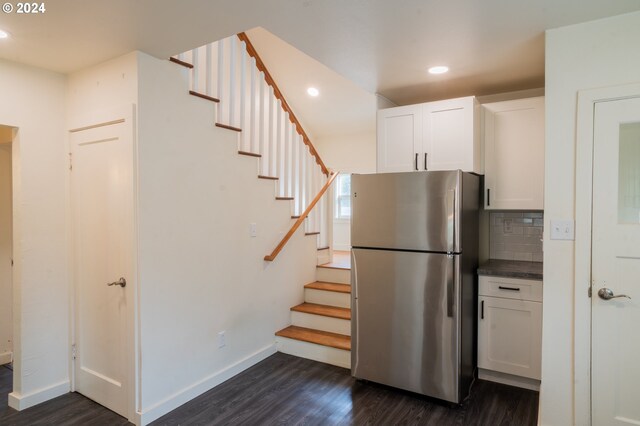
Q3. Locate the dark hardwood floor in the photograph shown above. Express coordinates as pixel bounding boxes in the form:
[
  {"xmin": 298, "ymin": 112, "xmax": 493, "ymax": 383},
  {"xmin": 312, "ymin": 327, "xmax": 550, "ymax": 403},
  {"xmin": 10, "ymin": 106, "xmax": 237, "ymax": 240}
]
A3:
[{"xmin": 0, "ymin": 354, "xmax": 538, "ymax": 425}]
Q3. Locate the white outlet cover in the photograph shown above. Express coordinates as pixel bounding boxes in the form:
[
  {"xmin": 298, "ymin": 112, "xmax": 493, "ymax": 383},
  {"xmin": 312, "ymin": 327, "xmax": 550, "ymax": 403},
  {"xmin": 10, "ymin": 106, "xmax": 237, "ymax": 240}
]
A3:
[
  {"xmin": 550, "ymin": 219, "xmax": 574, "ymax": 240},
  {"xmin": 218, "ymin": 331, "xmax": 226, "ymax": 348},
  {"xmin": 249, "ymin": 223, "xmax": 257, "ymax": 237}
]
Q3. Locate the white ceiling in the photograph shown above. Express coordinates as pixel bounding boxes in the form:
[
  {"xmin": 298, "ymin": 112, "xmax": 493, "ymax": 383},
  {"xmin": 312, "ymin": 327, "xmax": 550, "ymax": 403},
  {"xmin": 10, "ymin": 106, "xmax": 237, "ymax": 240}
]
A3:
[{"xmin": 0, "ymin": 0, "xmax": 638, "ymax": 121}]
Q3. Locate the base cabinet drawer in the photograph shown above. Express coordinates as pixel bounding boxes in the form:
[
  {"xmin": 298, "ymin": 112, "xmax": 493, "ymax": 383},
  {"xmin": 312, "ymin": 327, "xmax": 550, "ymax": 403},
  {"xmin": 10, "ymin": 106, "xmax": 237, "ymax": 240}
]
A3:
[
  {"xmin": 479, "ymin": 275, "xmax": 542, "ymax": 302},
  {"xmin": 478, "ymin": 295, "xmax": 542, "ymax": 380}
]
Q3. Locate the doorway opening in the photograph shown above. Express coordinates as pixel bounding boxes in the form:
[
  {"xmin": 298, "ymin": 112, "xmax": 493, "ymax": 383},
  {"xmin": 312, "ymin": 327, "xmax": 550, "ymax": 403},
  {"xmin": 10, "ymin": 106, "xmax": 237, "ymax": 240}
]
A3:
[{"xmin": 0, "ymin": 125, "xmax": 15, "ymax": 371}]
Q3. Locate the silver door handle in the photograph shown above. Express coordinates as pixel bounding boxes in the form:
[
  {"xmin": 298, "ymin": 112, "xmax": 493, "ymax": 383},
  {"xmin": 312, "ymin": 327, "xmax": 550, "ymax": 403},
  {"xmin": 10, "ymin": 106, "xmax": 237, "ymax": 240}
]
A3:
[
  {"xmin": 107, "ymin": 277, "xmax": 126, "ymax": 288},
  {"xmin": 446, "ymin": 189, "xmax": 455, "ymax": 254},
  {"xmin": 597, "ymin": 287, "xmax": 630, "ymax": 300}
]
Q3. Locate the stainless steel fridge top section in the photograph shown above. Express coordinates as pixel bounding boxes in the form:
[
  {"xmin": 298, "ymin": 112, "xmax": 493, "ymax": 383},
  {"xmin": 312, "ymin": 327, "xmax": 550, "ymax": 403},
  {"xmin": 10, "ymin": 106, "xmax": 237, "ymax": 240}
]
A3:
[{"xmin": 351, "ymin": 170, "xmax": 469, "ymax": 253}]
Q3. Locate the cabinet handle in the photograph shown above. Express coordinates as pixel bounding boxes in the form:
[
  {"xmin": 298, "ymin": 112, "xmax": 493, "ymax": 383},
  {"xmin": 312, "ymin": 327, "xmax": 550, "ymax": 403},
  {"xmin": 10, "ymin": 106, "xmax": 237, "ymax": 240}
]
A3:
[
  {"xmin": 415, "ymin": 153, "xmax": 418, "ymax": 171},
  {"xmin": 481, "ymin": 300, "xmax": 484, "ymax": 319},
  {"xmin": 424, "ymin": 153, "xmax": 428, "ymax": 170},
  {"xmin": 498, "ymin": 286, "xmax": 520, "ymax": 292},
  {"xmin": 487, "ymin": 188, "xmax": 490, "ymax": 206}
]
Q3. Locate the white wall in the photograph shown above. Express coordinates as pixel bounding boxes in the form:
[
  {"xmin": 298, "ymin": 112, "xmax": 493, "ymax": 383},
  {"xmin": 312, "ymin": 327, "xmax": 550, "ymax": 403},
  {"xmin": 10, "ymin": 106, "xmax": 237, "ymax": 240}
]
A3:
[
  {"xmin": 136, "ymin": 52, "xmax": 317, "ymax": 424},
  {"xmin": 541, "ymin": 11, "xmax": 640, "ymax": 426},
  {"xmin": 0, "ymin": 59, "xmax": 68, "ymax": 409},
  {"xmin": 67, "ymin": 52, "xmax": 139, "ymax": 126},
  {"xmin": 0, "ymin": 142, "xmax": 12, "ymax": 364},
  {"xmin": 315, "ymin": 132, "xmax": 375, "ymax": 251}
]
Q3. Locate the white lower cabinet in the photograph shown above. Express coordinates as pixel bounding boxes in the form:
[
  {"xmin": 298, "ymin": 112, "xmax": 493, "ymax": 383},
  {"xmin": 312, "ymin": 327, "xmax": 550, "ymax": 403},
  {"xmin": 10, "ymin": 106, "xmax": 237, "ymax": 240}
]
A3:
[{"xmin": 478, "ymin": 275, "xmax": 543, "ymax": 388}]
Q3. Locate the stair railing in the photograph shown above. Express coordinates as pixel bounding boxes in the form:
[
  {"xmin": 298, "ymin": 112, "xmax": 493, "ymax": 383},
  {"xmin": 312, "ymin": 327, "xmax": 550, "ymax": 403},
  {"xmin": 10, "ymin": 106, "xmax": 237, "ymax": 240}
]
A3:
[{"xmin": 172, "ymin": 32, "xmax": 333, "ymax": 259}]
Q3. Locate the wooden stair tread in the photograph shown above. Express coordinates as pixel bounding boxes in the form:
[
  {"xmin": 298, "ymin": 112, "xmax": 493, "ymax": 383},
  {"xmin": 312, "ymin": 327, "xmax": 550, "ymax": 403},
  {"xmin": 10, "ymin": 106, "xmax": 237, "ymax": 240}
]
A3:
[
  {"xmin": 305, "ymin": 232, "xmax": 320, "ymax": 236},
  {"xmin": 216, "ymin": 123, "xmax": 242, "ymax": 132},
  {"xmin": 317, "ymin": 263, "xmax": 350, "ymax": 271},
  {"xmin": 291, "ymin": 303, "xmax": 350, "ymax": 320},
  {"xmin": 169, "ymin": 57, "xmax": 194, "ymax": 68},
  {"xmin": 258, "ymin": 175, "xmax": 279, "ymax": 180},
  {"xmin": 276, "ymin": 325, "xmax": 350, "ymax": 351},
  {"xmin": 291, "ymin": 215, "xmax": 300, "ymax": 219},
  {"xmin": 304, "ymin": 281, "xmax": 351, "ymax": 294},
  {"xmin": 276, "ymin": 197, "xmax": 294, "ymax": 201},
  {"xmin": 238, "ymin": 151, "xmax": 261, "ymax": 158},
  {"xmin": 317, "ymin": 246, "xmax": 330, "ymax": 250},
  {"xmin": 189, "ymin": 90, "xmax": 220, "ymax": 103}
]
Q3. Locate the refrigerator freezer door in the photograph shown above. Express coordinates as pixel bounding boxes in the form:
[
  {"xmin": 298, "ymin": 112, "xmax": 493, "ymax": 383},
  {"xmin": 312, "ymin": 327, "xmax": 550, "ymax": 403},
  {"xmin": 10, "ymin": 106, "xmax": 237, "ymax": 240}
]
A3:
[
  {"xmin": 351, "ymin": 171, "xmax": 461, "ymax": 253},
  {"xmin": 351, "ymin": 248, "xmax": 460, "ymax": 402}
]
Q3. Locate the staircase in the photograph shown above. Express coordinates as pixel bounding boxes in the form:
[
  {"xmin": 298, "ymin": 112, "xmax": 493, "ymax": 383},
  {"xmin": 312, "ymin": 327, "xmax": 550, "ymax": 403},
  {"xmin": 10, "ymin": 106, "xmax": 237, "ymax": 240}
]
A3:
[
  {"xmin": 170, "ymin": 33, "xmax": 332, "ymax": 256},
  {"xmin": 276, "ymin": 251, "xmax": 351, "ymax": 368},
  {"xmin": 170, "ymin": 33, "xmax": 351, "ymax": 368}
]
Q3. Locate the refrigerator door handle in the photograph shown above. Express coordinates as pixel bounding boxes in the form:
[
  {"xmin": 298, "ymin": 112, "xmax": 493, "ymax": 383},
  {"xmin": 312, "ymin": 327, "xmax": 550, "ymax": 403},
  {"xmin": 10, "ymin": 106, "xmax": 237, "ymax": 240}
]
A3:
[
  {"xmin": 446, "ymin": 189, "xmax": 456, "ymax": 254},
  {"xmin": 446, "ymin": 254, "xmax": 456, "ymax": 318}
]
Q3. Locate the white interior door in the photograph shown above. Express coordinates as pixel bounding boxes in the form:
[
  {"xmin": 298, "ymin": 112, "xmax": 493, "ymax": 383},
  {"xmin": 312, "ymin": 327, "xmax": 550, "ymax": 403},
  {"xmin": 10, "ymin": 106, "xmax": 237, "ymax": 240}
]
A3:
[
  {"xmin": 71, "ymin": 119, "xmax": 133, "ymax": 418},
  {"xmin": 592, "ymin": 96, "xmax": 640, "ymax": 425}
]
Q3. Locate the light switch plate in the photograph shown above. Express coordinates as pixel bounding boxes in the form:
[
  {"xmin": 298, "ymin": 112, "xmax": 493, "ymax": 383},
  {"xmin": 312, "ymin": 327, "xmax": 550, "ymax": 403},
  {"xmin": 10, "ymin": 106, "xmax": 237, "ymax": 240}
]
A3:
[
  {"xmin": 550, "ymin": 219, "xmax": 574, "ymax": 240},
  {"xmin": 249, "ymin": 223, "xmax": 257, "ymax": 237}
]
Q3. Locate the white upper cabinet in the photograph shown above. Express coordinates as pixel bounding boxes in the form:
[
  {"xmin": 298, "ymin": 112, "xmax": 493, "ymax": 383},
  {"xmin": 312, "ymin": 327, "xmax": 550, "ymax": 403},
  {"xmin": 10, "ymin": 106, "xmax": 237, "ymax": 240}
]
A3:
[
  {"xmin": 377, "ymin": 96, "xmax": 481, "ymax": 174},
  {"xmin": 424, "ymin": 96, "xmax": 481, "ymax": 172},
  {"xmin": 377, "ymin": 104, "xmax": 422, "ymax": 172},
  {"xmin": 483, "ymin": 97, "xmax": 545, "ymax": 210}
]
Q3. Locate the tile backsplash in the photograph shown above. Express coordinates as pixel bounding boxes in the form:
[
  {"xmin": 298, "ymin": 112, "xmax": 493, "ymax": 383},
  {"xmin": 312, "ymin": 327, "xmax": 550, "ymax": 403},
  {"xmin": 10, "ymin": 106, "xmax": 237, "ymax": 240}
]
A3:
[{"xmin": 489, "ymin": 211, "xmax": 544, "ymax": 262}]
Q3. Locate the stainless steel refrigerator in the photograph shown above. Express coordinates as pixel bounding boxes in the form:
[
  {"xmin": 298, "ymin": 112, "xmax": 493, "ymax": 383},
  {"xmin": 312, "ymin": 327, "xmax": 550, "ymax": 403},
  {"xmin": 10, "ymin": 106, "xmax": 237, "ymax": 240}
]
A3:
[{"xmin": 351, "ymin": 170, "xmax": 479, "ymax": 404}]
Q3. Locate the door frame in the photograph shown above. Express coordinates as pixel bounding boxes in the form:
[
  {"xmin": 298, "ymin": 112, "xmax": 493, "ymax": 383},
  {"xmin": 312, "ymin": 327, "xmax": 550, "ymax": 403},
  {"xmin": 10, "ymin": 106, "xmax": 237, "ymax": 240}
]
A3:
[
  {"xmin": 575, "ymin": 82, "xmax": 640, "ymax": 426},
  {"xmin": 67, "ymin": 104, "xmax": 139, "ymax": 423}
]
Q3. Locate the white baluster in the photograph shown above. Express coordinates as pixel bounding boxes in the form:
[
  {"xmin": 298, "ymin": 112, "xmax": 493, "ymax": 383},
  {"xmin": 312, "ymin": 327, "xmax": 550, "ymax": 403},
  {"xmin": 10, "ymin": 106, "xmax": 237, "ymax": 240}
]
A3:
[
  {"xmin": 217, "ymin": 38, "xmax": 225, "ymax": 124},
  {"xmin": 259, "ymin": 77, "xmax": 266, "ymax": 174},
  {"xmin": 239, "ymin": 40, "xmax": 246, "ymax": 151},
  {"xmin": 299, "ymin": 136, "xmax": 306, "ymax": 216},
  {"xmin": 268, "ymin": 87, "xmax": 276, "ymax": 178},
  {"xmin": 205, "ymin": 44, "xmax": 212, "ymax": 96},
  {"xmin": 276, "ymin": 101, "xmax": 283, "ymax": 195},
  {"xmin": 249, "ymin": 57, "xmax": 257, "ymax": 153},
  {"xmin": 285, "ymin": 117, "xmax": 292, "ymax": 198},
  {"xmin": 229, "ymin": 37, "xmax": 236, "ymax": 126},
  {"xmin": 191, "ymin": 48, "xmax": 199, "ymax": 92},
  {"xmin": 292, "ymin": 128, "xmax": 300, "ymax": 215}
]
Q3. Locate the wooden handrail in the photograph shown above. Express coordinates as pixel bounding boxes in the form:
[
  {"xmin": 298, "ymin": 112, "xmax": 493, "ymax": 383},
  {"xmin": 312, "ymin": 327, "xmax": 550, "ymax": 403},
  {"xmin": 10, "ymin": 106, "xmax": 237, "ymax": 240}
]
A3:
[
  {"xmin": 265, "ymin": 172, "xmax": 339, "ymax": 261},
  {"xmin": 237, "ymin": 32, "xmax": 330, "ymax": 177}
]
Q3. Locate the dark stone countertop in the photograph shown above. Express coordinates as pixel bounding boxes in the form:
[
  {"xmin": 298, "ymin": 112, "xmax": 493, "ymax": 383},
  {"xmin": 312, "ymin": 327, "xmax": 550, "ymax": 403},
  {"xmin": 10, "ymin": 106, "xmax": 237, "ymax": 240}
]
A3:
[{"xmin": 477, "ymin": 259, "xmax": 543, "ymax": 281}]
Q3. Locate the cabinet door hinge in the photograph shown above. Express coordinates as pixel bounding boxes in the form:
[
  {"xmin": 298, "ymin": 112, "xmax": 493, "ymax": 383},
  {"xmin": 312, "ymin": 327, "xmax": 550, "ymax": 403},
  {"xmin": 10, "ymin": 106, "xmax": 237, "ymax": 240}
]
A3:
[
  {"xmin": 68, "ymin": 153, "xmax": 72, "ymax": 171},
  {"xmin": 588, "ymin": 286, "xmax": 592, "ymax": 298},
  {"xmin": 72, "ymin": 343, "xmax": 77, "ymax": 360}
]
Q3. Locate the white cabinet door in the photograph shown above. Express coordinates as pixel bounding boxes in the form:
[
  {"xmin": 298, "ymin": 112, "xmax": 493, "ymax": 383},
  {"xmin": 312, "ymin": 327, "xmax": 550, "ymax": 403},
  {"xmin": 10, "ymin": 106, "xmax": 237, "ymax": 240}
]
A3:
[
  {"xmin": 483, "ymin": 97, "xmax": 544, "ymax": 209},
  {"xmin": 423, "ymin": 96, "xmax": 480, "ymax": 173},
  {"xmin": 377, "ymin": 104, "xmax": 422, "ymax": 172},
  {"xmin": 478, "ymin": 296, "xmax": 542, "ymax": 380}
]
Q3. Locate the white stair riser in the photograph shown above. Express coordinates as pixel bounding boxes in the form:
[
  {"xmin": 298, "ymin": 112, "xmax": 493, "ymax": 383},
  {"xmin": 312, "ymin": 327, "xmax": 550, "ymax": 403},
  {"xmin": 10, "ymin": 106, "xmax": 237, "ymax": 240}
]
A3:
[
  {"xmin": 276, "ymin": 337, "xmax": 350, "ymax": 369},
  {"xmin": 317, "ymin": 267, "xmax": 350, "ymax": 284},
  {"xmin": 304, "ymin": 288, "xmax": 350, "ymax": 308},
  {"xmin": 291, "ymin": 311, "xmax": 351, "ymax": 336},
  {"xmin": 317, "ymin": 250, "xmax": 331, "ymax": 266}
]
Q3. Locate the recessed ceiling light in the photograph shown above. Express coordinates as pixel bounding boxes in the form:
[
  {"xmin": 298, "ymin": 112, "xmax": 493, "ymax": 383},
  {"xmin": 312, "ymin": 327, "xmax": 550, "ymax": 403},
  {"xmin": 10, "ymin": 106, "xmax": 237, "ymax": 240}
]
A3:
[
  {"xmin": 0, "ymin": 30, "xmax": 9, "ymax": 39},
  {"xmin": 428, "ymin": 66, "xmax": 449, "ymax": 75},
  {"xmin": 307, "ymin": 87, "xmax": 319, "ymax": 97}
]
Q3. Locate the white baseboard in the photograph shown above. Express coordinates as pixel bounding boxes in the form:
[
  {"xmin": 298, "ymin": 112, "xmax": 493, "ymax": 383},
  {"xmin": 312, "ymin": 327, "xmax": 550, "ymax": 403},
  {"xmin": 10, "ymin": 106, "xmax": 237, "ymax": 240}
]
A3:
[
  {"xmin": 478, "ymin": 368, "xmax": 540, "ymax": 391},
  {"xmin": 0, "ymin": 351, "xmax": 12, "ymax": 365},
  {"xmin": 136, "ymin": 343, "xmax": 277, "ymax": 426},
  {"xmin": 8, "ymin": 380, "xmax": 70, "ymax": 410}
]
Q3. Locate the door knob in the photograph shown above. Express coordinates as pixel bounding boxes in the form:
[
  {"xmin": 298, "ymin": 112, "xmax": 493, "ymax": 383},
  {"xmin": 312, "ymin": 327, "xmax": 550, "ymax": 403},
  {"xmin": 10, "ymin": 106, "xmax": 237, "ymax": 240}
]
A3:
[
  {"xmin": 107, "ymin": 277, "xmax": 126, "ymax": 288},
  {"xmin": 597, "ymin": 287, "xmax": 630, "ymax": 300}
]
